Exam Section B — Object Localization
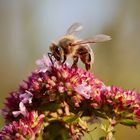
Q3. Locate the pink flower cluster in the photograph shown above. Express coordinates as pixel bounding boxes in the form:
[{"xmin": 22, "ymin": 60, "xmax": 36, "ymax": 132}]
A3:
[
  {"xmin": 0, "ymin": 55, "xmax": 140, "ymax": 139},
  {"xmin": 90, "ymin": 85, "xmax": 140, "ymax": 123},
  {"xmin": 0, "ymin": 111, "xmax": 44, "ymax": 140}
]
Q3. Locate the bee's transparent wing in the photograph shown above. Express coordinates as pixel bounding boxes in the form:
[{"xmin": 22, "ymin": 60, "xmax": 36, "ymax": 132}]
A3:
[
  {"xmin": 66, "ymin": 22, "xmax": 83, "ymax": 35},
  {"xmin": 71, "ymin": 34, "xmax": 111, "ymax": 45},
  {"xmin": 88, "ymin": 34, "xmax": 112, "ymax": 43}
]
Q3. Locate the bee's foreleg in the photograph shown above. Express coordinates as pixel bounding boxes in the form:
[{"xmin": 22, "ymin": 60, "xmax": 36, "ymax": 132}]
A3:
[
  {"xmin": 62, "ymin": 55, "xmax": 67, "ymax": 64},
  {"xmin": 72, "ymin": 55, "xmax": 79, "ymax": 68},
  {"xmin": 48, "ymin": 52, "xmax": 54, "ymax": 65}
]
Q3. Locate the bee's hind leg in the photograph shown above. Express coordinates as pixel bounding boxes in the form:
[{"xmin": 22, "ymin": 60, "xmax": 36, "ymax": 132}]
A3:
[
  {"xmin": 85, "ymin": 63, "xmax": 91, "ymax": 71},
  {"xmin": 72, "ymin": 55, "xmax": 79, "ymax": 69}
]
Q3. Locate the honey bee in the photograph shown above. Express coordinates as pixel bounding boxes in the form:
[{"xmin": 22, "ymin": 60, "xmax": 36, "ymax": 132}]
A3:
[{"xmin": 49, "ymin": 23, "xmax": 111, "ymax": 71}]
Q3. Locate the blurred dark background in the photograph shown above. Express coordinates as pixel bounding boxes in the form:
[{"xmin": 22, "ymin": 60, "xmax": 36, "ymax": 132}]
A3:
[{"xmin": 0, "ymin": 0, "xmax": 140, "ymax": 139}]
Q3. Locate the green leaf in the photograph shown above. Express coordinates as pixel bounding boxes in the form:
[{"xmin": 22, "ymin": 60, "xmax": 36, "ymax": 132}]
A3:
[
  {"xmin": 62, "ymin": 115, "xmax": 78, "ymax": 123},
  {"xmin": 38, "ymin": 102, "xmax": 61, "ymax": 111},
  {"xmin": 120, "ymin": 119, "xmax": 138, "ymax": 126},
  {"xmin": 93, "ymin": 110, "xmax": 107, "ymax": 119},
  {"xmin": 62, "ymin": 112, "xmax": 83, "ymax": 123}
]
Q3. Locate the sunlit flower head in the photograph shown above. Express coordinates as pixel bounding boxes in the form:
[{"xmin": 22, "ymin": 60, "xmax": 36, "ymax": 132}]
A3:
[{"xmin": 1, "ymin": 54, "xmax": 140, "ymax": 140}]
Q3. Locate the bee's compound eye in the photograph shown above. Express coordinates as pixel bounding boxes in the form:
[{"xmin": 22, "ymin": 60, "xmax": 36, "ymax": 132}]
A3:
[
  {"xmin": 55, "ymin": 46, "xmax": 62, "ymax": 54},
  {"xmin": 55, "ymin": 47, "xmax": 60, "ymax": 54},
  {"xmin": 53, "ymin": 46, "xmax": 62, "ymax": 61},
  {"xmin": 57, "ymin": 47, "xmax": 61, "ymax": 51}
]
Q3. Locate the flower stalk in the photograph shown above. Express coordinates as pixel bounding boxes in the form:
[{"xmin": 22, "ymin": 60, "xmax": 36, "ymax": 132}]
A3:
[{"xmin": 100, "ymin": 118, "xmax": 117, "ymax": 140}]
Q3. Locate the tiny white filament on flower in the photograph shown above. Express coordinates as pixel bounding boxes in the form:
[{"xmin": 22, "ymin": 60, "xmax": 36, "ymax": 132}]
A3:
[{"xmin": 12, "ymin": 102, "xmax": 27, "ymax": 117}]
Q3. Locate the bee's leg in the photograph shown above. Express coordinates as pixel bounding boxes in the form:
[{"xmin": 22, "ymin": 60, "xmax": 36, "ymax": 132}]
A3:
[
  {"xmin": 80, "ymin": 52, "xmax": 92, "ymax": 71},
  {"xmin": 72, "ymin": 55, "xmax": 79, "ymax": 68},
  {"xmin": 48, "ymin": 52, "xmax": 54, "ymax": 65},
  {"xmin": 85, "ymin": 53, "xmax": 92, "ymax": 71},
  {"xmin": 62, "ymin": 55, "xmax": 67, "ymax": 64},
  {"xmin": 85, "ymin": 63, "xmax": 91, "ymax": 71}
]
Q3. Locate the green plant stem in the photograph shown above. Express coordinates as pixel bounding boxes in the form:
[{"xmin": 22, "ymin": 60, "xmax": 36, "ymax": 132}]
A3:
[{"xmin": 105, "ymin": 118, "xmax": 116, "ymax": 140}]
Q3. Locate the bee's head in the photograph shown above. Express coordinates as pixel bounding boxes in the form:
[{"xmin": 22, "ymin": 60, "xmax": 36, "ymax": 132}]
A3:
[{"xmin": 49, "ymin": 42, "xmax": 64, "ymax": 61}]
